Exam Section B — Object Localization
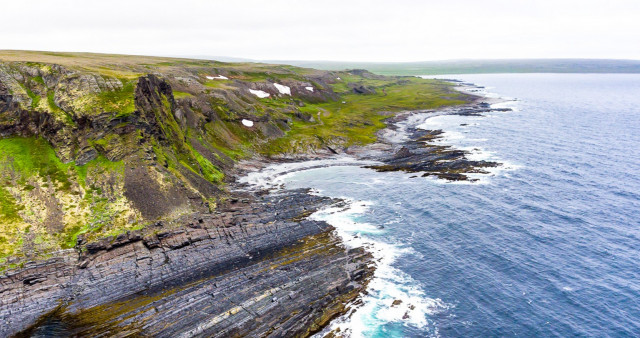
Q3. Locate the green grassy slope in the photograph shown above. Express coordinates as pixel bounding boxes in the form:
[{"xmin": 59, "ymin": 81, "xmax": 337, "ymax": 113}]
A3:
[{"xmin": 0, "ymin": 50, "xmax": 473, "ymax": 263}]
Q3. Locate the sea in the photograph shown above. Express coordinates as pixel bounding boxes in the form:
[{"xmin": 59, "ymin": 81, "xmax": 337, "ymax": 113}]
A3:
[{"xmin": 242, "ymin": 74, "xmax": 640, "ymax": 337}]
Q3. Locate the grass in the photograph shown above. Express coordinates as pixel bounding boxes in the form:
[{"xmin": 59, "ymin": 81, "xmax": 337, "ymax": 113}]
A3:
[
  {"xmin": 25, "ymin": 86, "xmax": 41, "ymax": 109},
  {"xmin": 203, "ymin": 80, "xmax": 232, "ymax": 89},
  {"xmin": 259, "ymin": 76, "xmax": 469, "ymax": 155},
  {"xmin": 0, "ymin": 51, "xmax": 475, "ymax": 265},
  {"xmin": 82, "ymin": 80, "xmax": 136, "ymax": 114},
  {"xmin": 0, "ymin": 137, "xmax": 76, "ymax": 257},
  {"xmin": 47, "ymin": 91, "xmax": 75, "ymax": 124},
  {"xmin": 173, "ymin": 91, "xmax": 194, "ymax": 99},
  {"xmin": 76, "ymin": 154, "xmax": 124, "ymax": 187},
  {"xmin": 190, "ymin": 145, "xmax": 224, "ymax": 183},
  {"xmin": 0, "ymin": 137, "xmax": 74, "ymax": 190},
  {"xmin": 0, "ymin": 137, "xmax": 132, "ymax": 257},
  {"xmin": 0, "ymin": 185, "xmax": 23, "ymax": 224}
]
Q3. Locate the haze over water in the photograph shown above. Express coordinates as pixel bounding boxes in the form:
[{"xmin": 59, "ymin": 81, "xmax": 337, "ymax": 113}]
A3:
[{"xmin": 281, "ymin": 74, "xmax": 640, "ymax": 336}]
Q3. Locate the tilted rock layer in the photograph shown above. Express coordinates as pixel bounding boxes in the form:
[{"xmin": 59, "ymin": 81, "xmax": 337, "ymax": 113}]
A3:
[
  {"xmin": 1, "ymin": 189, "xmax": 374, "ymax": 337},
  {"xmin": 0, "ymin": 51, "xmax": 471, "ymax": 336}
]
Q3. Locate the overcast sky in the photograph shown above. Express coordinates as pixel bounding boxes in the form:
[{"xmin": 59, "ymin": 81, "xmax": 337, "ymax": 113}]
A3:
[{"xmin": 2, "ymin": 0, "xmax": 639, "ymax": 62}]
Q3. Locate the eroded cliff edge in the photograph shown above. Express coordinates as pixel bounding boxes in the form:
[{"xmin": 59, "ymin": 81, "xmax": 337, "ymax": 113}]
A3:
[
  {"xmin": 0, "ymin": 52, "xmax": 474, "ymax": 336},
  {"xmin": 2, "ymin": 190, "xmax": 373, "ymax": 337}
]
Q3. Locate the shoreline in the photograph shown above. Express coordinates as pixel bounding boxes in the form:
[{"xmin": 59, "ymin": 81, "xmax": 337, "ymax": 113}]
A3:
[
  {"xmin": 3, "ymin": 189, "xmax": 376, "ymax": 337},
  {"xmin": 233, "ymin": 79, "xmax": 510, "ymax": 186},
  {"xmin": 231, "ymin": 79, "xmax": 514, "ymax": 335},
  {"xmin": 1, "ymin": 79, "xmax": 505, "ymax": 337}
]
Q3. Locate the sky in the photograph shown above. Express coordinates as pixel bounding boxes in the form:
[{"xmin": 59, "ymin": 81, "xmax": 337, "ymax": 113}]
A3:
[{"xmin": 1, "ymin": 0, "xmax": 640, "ymax": 62}]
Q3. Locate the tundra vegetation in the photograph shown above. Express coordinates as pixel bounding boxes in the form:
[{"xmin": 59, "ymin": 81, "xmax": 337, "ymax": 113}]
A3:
[{"xmin": 0, "ymin": 50, "xmax": 472, "ymax": 266}]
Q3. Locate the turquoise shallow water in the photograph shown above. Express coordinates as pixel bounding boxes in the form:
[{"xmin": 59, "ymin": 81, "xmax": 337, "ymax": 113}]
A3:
[{"xmin": 280, "ymin": 74, "xmax": 640, "ymax": 337}]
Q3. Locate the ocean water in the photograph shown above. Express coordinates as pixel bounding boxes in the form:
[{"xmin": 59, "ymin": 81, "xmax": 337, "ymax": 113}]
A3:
[{"xmin": 246, "ymin": 74, "xmax": 640, "ymax": 337}]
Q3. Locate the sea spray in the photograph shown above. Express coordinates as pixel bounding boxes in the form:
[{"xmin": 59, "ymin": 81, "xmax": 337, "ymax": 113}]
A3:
[
  {"xmin": 237, "ymin": 156, "xmax": 380, "ymax": 191},
  {"xmin": 310, "ymin": 199, "xmax": 450, "ymax": 337}
]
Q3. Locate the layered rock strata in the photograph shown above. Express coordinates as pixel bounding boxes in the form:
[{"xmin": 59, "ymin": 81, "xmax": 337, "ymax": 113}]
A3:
[{"xmin": 1, "ymin": 189, "xmax": 374, "ymax": 337}]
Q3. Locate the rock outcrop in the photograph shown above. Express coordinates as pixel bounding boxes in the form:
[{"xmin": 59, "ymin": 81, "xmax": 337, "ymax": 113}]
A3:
[
  {"xmin": 0, "ymin": 189, "xmax": 374, "ymax": 337},
  {"xmin": 0, "ymin": 52, "xmax": 475, "ymax": 337},
  {"xmin": 367, "ymin": 104, "xmax": 510, "ymax": 181}
]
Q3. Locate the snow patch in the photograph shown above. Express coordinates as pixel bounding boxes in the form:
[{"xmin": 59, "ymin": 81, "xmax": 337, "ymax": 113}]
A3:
[
  {"xmin": 273, "ymin": 83, "xmax": 291, "ymax": 95},
  {"xmin": 305, "ymin": 86, "xmax": 314, "ymax": 92},
  {"xmin": 249, "ymin": 89, "xmax": 270, "ymax": 98},
  {"xmin": 206, "ymin": 75, "xmax": 228, "ymax": 80},
  {"xmin": 241, "ymin": 119, "xmax": 254, "ymax": 127}
]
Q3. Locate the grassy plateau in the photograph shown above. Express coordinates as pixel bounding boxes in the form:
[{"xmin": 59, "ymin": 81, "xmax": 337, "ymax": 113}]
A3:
[{"xmin": 0, "ymin": 50, "xmax": 474, "ymax": 265}]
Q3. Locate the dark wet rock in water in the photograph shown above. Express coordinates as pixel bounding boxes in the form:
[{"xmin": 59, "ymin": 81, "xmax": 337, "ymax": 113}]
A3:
[
  {"xmin": 367, "ymin": 103, "xmax": 507, "ymax": 181},
  {"xmin": 394, "ymin": 146, "xmax": 412, "ymax": 159},
  {"xmin": 1, "ymin": 189, "xmax": 375, "ymax": 337}
]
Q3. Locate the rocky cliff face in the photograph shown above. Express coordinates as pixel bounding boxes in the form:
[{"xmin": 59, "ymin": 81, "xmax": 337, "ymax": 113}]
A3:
[
  {"xmin": 0, "ymin": 58, "xmax": 379, "ymax": 336},
  {"xmin": 0, "ymin": 52, "xmax": 472, "ymax": 336},
  {"xmin": 0, "ymin": 59, "xmax": 347, "ymax": 258},
  {"xmin": 1, "ymin": 189, "xmax": 374, "ymax": 337}
]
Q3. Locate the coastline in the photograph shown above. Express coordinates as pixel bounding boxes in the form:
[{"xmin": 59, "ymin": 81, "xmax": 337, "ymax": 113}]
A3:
[
  {"xmin": 233, "ymin": 79, "xmax": 510, "ymax": 184},
  {"xmin": 1, "ymin": 80, "xmax": 505, "ymax": 337},
  {"xmin": 232, "ymin": 80, "xmax": 514, "ymax": 336},
  {"xmin": 3, "ymin": 189, "xmax": 375, "ymax": 337}
]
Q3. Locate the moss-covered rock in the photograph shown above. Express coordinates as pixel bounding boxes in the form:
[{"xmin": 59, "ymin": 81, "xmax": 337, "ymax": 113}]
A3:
[{"xmin": 0, "ymin": 51, "xmax": 474, "ymax": 261}]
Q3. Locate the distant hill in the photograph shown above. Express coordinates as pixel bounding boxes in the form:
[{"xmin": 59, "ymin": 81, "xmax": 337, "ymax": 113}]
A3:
[{"xmin": 256, "ymin": 59, "xmax": 640, "ymax": 76}]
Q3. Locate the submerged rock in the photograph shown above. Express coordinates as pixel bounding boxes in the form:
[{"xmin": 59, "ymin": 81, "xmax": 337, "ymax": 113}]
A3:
[{"xmin": 367, "ymin": 103, "xmax": 507, "ymax": 181}]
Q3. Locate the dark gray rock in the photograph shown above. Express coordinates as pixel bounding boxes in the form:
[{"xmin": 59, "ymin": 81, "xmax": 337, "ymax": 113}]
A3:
[
  {"xmin": 348, "ymin": 83, "xmax": 376, "ymax": 95},
  {"xmin": 0, "ymin": 189, "xmax": 375, "ymax": 337}
]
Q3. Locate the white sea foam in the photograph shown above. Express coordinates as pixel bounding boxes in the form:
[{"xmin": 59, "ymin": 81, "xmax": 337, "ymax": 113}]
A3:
[
  {"xmin": 492, "ymin": 100, "xmax": 520, "ymax": 112},
  {"xmin": 412, "ymin": 97, "xmax": 522, "ymax": 184},
  {"xmin": 381, "ymin": 112, "xmax": 439, "ymax": 144},
  {"xmin": 273, "ymin": 83, "xmax": 291, "ymax": 95},
  {"xmin": 416, "ymin": 114, "xmax": 447, "ymax": 130},
  {"xmin": 240, "ymin": 161, "xmax": 451, "ymax": 334},
  {"xmin": 310, "ymin": 199, "xmax": 450, "ymax": 337},
  {"xmin": 249, "ymin": 89, "xmax": 270, "ymax": 98},
  {"xmin": 237, "ymin": 156, "xmax": 380, "ymax": 191}
]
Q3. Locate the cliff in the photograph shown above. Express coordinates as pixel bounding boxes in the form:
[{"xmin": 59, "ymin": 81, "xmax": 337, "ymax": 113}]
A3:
[
  {"xmin": 0, "ymin": 50, "xmax": 473, "ymax": 336},
  {"xmin": 2, "ymin": 190, "xmax": 373, "ymax": 337}
]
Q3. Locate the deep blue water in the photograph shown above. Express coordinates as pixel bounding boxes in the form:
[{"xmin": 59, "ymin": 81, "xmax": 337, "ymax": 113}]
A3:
[{"xmin": 279, "ymin": 74, "xmax": 640, "ymax": 337}]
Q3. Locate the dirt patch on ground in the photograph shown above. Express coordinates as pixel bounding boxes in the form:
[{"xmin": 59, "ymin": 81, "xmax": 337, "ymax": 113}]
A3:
[{"xmin": 123, "ymin": 165, "xmax": 188, "ymax": 220}]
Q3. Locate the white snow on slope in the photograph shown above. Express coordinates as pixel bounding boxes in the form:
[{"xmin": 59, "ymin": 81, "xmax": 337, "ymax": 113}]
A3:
[
  {"xmin": 274, "ymin": 83, "xmax": 291, "ymax": 95},
  {"xmin": 249, "ymin": 89, "xmax": 270, "ymax": 98},
  {"xmin": 241, "ymin": 119, "xmax": 254, "ymax": 127}
]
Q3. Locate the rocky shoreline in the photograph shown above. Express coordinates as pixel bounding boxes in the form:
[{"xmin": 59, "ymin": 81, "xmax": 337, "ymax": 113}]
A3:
[
  {"xmin": 1, "ymin": 79, "xmax": 507, "ymax": 337},
  {"xmin": 2, "ymin": 189, "xmax": 374, "ymax": 337},
  {"xmin": 365, "ymin": 101, "xmax": 510, "ymax": 182},
  {"xmin": 233, "ymin": 82, "xmax": 511, "ymax": 183}
]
